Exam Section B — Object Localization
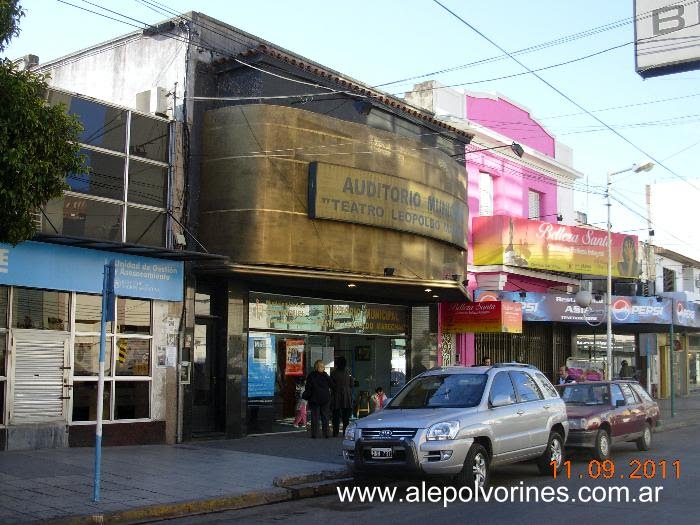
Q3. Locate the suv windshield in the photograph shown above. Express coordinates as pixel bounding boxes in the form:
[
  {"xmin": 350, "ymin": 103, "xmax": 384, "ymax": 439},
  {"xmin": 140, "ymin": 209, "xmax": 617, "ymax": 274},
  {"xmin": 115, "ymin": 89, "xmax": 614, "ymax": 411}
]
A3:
[
  {"xmin": 558, "ymin": 384, "xmax": 610, "ymax": 406},
  {"xmin": 388, "ymin": 373, "xmax": 487, "ymax": 409}
]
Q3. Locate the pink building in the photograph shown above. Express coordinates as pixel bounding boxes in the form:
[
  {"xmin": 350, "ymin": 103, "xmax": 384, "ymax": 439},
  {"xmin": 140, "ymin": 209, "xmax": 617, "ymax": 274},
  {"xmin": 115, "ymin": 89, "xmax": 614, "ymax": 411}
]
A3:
[{"xmin": 406, "ymin": 83, "xmax": 583, "ymax": 370}]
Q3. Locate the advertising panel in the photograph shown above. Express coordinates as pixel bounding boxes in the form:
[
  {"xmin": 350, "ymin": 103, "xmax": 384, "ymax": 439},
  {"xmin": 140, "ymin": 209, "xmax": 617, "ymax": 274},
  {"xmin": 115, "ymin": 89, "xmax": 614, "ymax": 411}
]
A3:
[
  {"xmin": 440, "ymin": 301, "xmax": 523, "ymax": 334},
  {"xmin": 0, "ymin": 241, "xmax": 183, "ymax": 301},
  {"xmin": 673, "ymin": 298, "xmax": 700, "ymax": 328},
  {"xmin": 472, "ymin": 215, "xmax": 638, "ymax": 278},
  {"xmin": 248, "ymin": 334, "xmax": 276, "ymax": 402},
  {"xmin": 634, "ymin": 0, "xmax": 700, "ymax": 78},
  {"xmin": 475, "ymin": 290, "xmax": 673, "ymax": 325},
  {"xmin": 249, "ymin": 292, "xmax": 407, "ymax": 336},
  {"xmin": 308, "ymin": 162, "xmax": 467, "ymax": 249},
  {"xmin": 285, "ymin": 339, "xmax": 305, "ymax": 376}
]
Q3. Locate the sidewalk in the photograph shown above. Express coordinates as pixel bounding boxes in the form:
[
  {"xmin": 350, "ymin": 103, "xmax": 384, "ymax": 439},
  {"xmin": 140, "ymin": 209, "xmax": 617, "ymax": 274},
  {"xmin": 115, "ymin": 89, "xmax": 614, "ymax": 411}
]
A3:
[
  {"xmin": 656, "ymin": 394, "xmax": 700, "ymax": 431},
  {"xmin": 0, "ymin": 430, "xmax": 350, "ymax": 525},
  {"xmin": 1, "ymin": 396, "xmax": 699, "ymax": 525}
]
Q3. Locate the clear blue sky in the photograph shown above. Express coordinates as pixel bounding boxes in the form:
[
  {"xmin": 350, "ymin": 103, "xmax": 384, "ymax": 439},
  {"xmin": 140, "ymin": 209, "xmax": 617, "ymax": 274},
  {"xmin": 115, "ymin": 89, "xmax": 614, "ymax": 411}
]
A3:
[{"xmin": 5, "ymin": 0, "xmax": 700, "ymax": 258}]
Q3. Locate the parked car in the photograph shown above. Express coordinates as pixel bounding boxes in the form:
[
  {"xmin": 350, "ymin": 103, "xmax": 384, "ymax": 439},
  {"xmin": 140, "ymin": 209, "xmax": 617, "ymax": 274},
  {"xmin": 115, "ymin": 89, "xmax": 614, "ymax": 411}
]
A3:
[
  {"xmin": 342, "ymin": 363, "xmax": 569, "ymax": 487},
  {"xmin": 555, "ymin": 381, "xmax": 660, "ymax": 460}
]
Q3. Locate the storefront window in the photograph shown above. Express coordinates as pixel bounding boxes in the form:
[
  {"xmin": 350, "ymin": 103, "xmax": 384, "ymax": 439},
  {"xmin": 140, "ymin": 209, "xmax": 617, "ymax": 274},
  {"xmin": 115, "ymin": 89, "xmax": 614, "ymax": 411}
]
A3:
[
  {"xmin": 114, "ymin": 381, "xmax": 150, "ymax": 419},
  {"xmin": 115, "ymin": 338, "xmax": 151, "ymax": 376},
  {"xmin": 75, "ymin": 293, "xmax": 112, "ymax": 333},
  {"xmin": 72, "ymin": 381, "xmax": 111, "ymax": 422},
  {"xmin": 12, "ymin": 288, "xmax": 69, "ymax": 330},
  {"xmin": 72, "ymin": 296, "xmax": 153, "ymax": 422},
  {"xmin": 573, "ymin": 333, "xmax": 636, "ymax": 379},
  {"xmin": 74, "ymin": 336, "xmax": 112, "ymax": 376},
  {"xmin": 117, "ymin": 298, "xmax": 151, "ymax": 334}
]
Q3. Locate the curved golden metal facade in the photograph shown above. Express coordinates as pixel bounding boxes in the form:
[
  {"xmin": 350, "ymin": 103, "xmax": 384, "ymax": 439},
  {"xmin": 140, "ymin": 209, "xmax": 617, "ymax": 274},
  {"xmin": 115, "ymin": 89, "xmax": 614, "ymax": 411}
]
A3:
[{"xmin": 199, "ymin": 104, "xmax": 467, "ymax": 280}]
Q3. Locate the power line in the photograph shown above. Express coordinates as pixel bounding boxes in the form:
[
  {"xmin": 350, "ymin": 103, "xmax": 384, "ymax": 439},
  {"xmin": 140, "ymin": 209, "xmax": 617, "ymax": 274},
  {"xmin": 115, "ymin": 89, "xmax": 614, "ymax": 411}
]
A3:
[
  {"xmin": 430, "ymin": 0, "xmax": 700, "ymax": 194},
  {"xmin": 373, "ymin": 0, "xmax": 699, "ymax": 90},
  {"xmin": 392, "ymin": 42, "xmax": 632, "ymax": 95}
]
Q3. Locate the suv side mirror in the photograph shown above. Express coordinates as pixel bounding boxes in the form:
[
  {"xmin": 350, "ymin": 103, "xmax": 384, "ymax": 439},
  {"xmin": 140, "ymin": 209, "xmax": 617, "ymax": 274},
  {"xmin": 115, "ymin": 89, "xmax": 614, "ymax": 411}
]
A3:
[
  {"xmin": 615, "ymin": 399, "xmax": 626, "ymax": 407},
  {"xmin": 491, "ymin": 394, "xmax": 514, "ymax": 408}
]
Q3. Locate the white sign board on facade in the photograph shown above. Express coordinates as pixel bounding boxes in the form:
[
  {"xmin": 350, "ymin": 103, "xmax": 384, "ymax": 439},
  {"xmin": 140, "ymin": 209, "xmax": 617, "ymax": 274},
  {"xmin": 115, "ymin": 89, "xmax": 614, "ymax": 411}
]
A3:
[{"xmin": 635, "ymin": 0, "xmax": 700, "ymax": 78}]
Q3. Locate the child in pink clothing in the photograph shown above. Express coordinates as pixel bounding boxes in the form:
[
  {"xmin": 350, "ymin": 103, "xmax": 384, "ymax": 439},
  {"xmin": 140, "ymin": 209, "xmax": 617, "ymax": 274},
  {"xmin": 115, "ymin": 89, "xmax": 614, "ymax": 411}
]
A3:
[{"xmin": 294, "ymin": 398, "xmax": 308, "ymax": 427}]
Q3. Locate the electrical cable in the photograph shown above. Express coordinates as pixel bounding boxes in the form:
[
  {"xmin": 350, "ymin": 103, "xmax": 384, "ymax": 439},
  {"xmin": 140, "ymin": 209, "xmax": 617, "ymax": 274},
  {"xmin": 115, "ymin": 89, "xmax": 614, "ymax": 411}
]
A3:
[
  {"xmin": 373, "ymin": 0, "xmax": 700, "ymax": 89},
  {"xmin": 431, "ymin": 0, "xmax": 700, "ymax": 193}
]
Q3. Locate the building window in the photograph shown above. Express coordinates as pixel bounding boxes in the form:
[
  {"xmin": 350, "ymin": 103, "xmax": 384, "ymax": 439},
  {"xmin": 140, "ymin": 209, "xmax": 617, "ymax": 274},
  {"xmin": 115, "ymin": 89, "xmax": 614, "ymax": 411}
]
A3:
[
  {"xmin": 528, "ymin": 190, "xmax": 541, "ymax": 219},
  {"xmin": 42, "ymin": 91, "xmax": 170, "ymax": 247},
  {"xmin": 479, "ymin": 172, "xmax": 494, "ymax": 216},
  {"xmin": 663, "ymin": 267, "xmax": 676, "ymax": 292},
  {"xmin": 12, "ymin": 288, "xmax": 70, "ymax": 330},
  {"xmin": 71, "ymin": 294, "xmax": 152, "ymax": 422}
]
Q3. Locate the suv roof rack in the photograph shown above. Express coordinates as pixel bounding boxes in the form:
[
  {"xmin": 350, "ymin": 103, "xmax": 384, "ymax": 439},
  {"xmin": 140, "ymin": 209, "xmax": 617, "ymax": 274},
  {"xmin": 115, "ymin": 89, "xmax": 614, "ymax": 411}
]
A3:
[{"xmin": 492, "ymin": 362, "xmax": 536, "ymax": 369}]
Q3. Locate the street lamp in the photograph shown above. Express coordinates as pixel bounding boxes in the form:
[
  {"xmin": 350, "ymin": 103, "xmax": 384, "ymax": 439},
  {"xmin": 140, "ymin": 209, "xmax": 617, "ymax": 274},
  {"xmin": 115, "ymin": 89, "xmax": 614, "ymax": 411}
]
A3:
[
  {"xmin": 605, "ymin": 161, "xmax": 654, "ymax": 379},
  {"xmin": 453, "ymin": 141, "xmax": 525, "ymax": 160}
]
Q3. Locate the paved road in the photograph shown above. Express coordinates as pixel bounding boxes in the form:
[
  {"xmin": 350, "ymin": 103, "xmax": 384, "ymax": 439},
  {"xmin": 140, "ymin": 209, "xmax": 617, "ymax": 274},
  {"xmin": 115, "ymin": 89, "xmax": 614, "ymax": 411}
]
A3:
[{"xmin": 156, "ymin": 426, "xmax": 698, "ymax": 525}]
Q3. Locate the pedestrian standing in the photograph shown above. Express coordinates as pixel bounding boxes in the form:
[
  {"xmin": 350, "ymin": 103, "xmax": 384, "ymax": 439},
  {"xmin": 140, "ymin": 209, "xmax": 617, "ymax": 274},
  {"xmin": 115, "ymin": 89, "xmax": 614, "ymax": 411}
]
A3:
[
  {"xmin": 330, "ymin": 356, "xmax": 352, "ymax": 437},
  {"xmin": 293, "ymin": 379, "xmax": 308, "ymax": 428},
  {"xmin": 305, "ymin": 360, "xmax": 332, "ymax": 438},
  {"xmin": 370, "ymin": 386, "xmax": 387, "ymax": 413}
]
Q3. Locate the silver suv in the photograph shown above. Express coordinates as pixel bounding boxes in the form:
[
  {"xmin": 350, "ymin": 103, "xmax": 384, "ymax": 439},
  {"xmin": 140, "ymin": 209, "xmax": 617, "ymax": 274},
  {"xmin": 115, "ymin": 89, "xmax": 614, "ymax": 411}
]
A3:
[{"xmin": 343, "ymin": 363, "xmax": 568, "ymax": 487}]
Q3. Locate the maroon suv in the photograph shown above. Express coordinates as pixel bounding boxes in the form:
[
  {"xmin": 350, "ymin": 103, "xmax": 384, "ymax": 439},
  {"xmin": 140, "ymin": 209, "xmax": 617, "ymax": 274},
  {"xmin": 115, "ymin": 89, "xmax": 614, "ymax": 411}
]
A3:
[{"xmin": 555, "ymin": 381, "xmax": 660, "ymax": 460}]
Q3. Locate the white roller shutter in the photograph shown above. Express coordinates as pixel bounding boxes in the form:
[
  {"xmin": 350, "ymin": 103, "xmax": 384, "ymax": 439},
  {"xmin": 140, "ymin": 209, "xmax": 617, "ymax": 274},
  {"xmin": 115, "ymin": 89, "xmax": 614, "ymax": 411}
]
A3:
[{"xmin": 11, "ymin": 334, "xmax": 67, "ymax": 424}]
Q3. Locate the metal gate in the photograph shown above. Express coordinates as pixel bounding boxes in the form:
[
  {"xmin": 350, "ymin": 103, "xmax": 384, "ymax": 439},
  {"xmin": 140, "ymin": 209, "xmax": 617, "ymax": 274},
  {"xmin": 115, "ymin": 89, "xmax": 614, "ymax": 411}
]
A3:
[
  {"xmin": 475, "ymin": 323, "xmax": 571, "ymax": 379},
  {"xmin": 10, "ymin": 331, "xmax": 69, "ymax": 424}
]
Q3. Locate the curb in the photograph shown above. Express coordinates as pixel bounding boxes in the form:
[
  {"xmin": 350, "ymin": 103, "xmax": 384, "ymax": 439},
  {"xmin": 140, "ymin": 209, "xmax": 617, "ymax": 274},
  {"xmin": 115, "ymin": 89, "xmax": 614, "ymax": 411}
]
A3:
[
  {"xmin": 656, "ymin": 418, "xmax": 700, "ymax": 433},
  {"xmin": 40, "ymin": 470, "xmax": 351, "ymax": 525}
]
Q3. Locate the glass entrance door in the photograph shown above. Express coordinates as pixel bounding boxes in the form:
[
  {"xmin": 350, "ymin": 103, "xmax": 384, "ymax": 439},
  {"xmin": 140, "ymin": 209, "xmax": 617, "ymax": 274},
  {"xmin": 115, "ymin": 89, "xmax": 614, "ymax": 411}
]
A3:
[{"xmin": 192, "ymin": 319, "xmax": 224, "ymax": 435}]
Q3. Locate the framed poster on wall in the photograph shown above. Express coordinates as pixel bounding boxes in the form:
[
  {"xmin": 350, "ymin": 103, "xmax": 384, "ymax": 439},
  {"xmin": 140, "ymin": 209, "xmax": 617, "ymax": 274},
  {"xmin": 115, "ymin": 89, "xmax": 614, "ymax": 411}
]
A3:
[
  {"xmin": 355, "ymin": 345, "xmax": 371, "ymax": 362},
  {"xmin": 285, "ymin": 339, "xmax": 304, "ymax": 376}
]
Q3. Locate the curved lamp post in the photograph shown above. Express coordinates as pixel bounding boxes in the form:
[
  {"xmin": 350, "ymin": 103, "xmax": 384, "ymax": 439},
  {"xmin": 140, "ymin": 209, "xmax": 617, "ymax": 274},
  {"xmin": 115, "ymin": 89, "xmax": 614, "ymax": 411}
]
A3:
[{"xmin": 605, "ymin": 162, "xmax": 654, "ymax": 379}]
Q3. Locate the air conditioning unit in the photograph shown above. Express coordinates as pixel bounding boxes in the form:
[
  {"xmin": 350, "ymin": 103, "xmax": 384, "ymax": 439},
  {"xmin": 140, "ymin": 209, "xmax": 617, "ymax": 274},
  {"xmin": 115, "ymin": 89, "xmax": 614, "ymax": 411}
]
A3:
[
  {"xmin": 135, "ymin": 87, "xmax": 168, "ymax": 117},
  {"xmin": 575, "ymin": 211, "xmax": 588, "ymax": 225}
]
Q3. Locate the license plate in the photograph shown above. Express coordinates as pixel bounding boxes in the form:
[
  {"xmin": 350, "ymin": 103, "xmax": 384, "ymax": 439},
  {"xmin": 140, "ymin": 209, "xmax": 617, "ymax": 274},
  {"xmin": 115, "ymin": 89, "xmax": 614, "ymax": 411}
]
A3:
[{"xmin": 371, "ymin": 447, "xmax": 393, "ymax": 459}]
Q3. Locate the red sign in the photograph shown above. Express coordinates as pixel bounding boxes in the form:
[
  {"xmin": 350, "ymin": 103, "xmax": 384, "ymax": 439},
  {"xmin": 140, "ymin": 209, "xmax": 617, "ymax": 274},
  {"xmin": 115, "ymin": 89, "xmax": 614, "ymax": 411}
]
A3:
[
  {"xmin": 440, "ymin": 301, "xmax": 523, "ymax": 334},
  {"xmin": 285, "ymin": 339, "xmax": 305, "ymax": 376}
]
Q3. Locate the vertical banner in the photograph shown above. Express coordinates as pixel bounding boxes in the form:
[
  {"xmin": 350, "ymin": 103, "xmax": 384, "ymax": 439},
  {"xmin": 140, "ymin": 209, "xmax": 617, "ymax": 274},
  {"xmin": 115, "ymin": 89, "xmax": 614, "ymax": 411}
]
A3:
[
  {"xmin": 285, "ymin": 339, "xmax": 305, "ymax": 376},
  {"xmin": 248, "ymin": 335, "xmax": 276, "ymax": 401}
]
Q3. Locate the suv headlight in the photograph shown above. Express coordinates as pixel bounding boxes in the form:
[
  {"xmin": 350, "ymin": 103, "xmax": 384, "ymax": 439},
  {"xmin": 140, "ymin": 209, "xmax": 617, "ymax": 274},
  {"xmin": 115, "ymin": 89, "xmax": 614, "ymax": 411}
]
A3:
[
  {"xmin": 426, "ymin": 421, "xmax": 460, "ymax": 440},
  {"xmin": 344, "ymin": 422, "xmax": 357, "ymax": 440}
]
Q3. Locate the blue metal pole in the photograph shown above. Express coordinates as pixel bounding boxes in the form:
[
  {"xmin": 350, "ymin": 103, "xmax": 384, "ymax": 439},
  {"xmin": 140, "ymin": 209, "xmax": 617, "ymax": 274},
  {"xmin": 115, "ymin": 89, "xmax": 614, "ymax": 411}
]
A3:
[{"xmin": 93, "ymin": 262, "xmax": 114, "ymax": 502}]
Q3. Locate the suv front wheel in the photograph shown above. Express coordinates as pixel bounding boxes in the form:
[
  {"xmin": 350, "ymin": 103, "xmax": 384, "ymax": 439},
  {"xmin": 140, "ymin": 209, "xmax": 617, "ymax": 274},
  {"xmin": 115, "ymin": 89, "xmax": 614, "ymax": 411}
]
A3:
[
  {"xmin": 455, "ymin": 443, "xmax": 490, "ymax": 488},
  {"xmin": 537, "ymin": 431, "xmax": 564, "ymax": 475}
]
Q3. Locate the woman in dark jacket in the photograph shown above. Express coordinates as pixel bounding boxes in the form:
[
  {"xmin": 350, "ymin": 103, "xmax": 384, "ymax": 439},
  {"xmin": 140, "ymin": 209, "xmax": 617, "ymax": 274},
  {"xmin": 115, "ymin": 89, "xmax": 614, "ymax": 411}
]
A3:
[
  {"xmin": 330, "ymin": 356, "xmax": 352, "ymax": 437},
  {"xmin": 305, "ymin": 360, "xmax": 333, "ymax": 438}
]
